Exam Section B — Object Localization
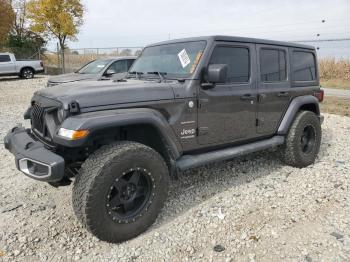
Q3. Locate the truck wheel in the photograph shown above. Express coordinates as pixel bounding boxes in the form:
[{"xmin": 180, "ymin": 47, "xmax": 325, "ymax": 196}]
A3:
[
  {"xmin": 280, "ymin": 111, "xmax": 321, "ymax": 168},
  {"xmin": 20, "ymin": 68, "xmax": 34, "ymax": 79},
  {"xmin": 72, "ymin": 141, "xmax": 169, "ymax": 243}
]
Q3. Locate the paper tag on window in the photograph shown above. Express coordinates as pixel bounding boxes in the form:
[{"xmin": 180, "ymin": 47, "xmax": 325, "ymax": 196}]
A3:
[
  {"xmin": 178, "ymin": 49, "xmax": 191, "ymax": 68},
  {"xmin": 97, "ymin": 65, "xmax": 105, "ymax": 68}
]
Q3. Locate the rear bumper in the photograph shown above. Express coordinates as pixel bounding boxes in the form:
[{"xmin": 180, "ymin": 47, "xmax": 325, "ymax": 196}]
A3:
[{"xmin": 4, "ymin": 126, "xmax": 65, "ymax": 182}]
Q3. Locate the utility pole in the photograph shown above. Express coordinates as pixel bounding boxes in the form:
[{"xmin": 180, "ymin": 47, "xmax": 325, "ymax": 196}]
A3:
[{"xmin": 317, "ymin": 19, "xmax": 325, "ymax": 50}]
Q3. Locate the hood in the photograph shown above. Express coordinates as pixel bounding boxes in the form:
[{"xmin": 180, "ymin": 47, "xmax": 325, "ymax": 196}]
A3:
[
  {"xmin": 48, "ymin": 73, "xmax": 97, "ymax": 83},
  {"xmin": 36, "ymin": 79, "xmax": 176, "ymax": 109}
]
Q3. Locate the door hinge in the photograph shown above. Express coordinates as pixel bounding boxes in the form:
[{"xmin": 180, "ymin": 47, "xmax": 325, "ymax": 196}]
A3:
[
  {"xmin": 258, "ymin": 93, "xmax": 267, "ymax": 103},
  {"xmin": 198, "ymin": 98, "xmax": 209, "ymax": 109}
]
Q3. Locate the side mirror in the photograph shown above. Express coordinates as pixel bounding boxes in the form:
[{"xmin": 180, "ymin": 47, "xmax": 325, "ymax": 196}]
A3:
[
  {"xmin": 206, "ymin": 64, "xmax": 228, "ymax": 83},
  {"xmin": 105, "ymin": 69, "xmax": 116, "ymax": 76}
]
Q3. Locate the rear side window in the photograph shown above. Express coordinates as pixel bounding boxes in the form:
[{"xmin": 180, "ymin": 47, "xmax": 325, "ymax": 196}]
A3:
[
  {"xmin": 0, "ymin": 55, "xmax": 11, "ymax": 62},
  {"xmin": 260, "ymin": 49, "xmax": 286, "ymax": 82},
  {"xmin": 292, "ymin": 51, "xmax": 316, "ymax": 81},
  {"xmin": 209, "ymin": 46, "xmax": 250, "ymax": 83}
]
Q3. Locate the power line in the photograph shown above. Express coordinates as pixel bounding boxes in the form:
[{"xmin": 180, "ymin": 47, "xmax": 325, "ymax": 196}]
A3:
[{"xmin": 292, "ymin": 38, "xmax": 350, "ymax": 43}]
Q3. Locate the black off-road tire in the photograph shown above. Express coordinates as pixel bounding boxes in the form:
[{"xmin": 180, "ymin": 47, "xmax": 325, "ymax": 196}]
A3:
[
  {"xmin": 20, "ymin": 67, "xmax": 34, "ymax": 79},
  {"xmin": 72, "ymin": 141, "xmax": 169, "ymax": 243},
  {"xmin": 280, "ymin": 110, "xmax": 321, "ymax": 168}
]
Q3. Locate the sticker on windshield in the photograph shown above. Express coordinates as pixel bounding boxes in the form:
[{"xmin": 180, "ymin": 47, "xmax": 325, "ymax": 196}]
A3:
[
  {"xmin": 97, "ymin": 65, "xmax": 105, "ymax": 68},
  {"xmin": 178, "ymin": 49, "xmax": 191, "ymax": 68}
]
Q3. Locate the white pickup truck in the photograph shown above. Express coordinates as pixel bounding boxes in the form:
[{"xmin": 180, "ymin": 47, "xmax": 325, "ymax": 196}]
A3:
[{"xmin": 0, "ymin": 52, "xmax": 44, "ymax": 79}]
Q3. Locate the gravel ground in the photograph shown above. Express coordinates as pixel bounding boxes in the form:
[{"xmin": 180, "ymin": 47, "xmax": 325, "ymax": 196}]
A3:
[{"xmin": 0, "ymin": 76, "xmax": 350, "ymax": 261}]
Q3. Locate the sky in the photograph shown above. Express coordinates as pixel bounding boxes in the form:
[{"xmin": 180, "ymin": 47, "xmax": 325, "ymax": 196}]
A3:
[{"xmin": 50, "ymin": 0, "xmax": 350, "ymax": 57}]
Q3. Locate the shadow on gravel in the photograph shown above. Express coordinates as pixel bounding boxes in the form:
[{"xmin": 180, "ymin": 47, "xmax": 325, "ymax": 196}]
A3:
[
  {"xmin": 317, "ymin": 126, "xmax": 333, "ymax": 161},
  {"xmin": 154, "ymin": 149, "xmax": 283, "ymax": 227},
  {"xmin": 0, "ymin": 77, "xmax": 22, "ymax": 82},
  {"xmin": 0, "ymin": 76, "xmax": 47, "ymax": 82},
  {"xmin": 154, "ymin": 128, "xmax": 331, "ymax": 229}
]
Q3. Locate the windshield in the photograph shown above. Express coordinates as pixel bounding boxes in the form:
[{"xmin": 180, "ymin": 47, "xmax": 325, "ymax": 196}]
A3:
[
  {"xmin": 129, "ymin": 41, "xmax": 206, "ymax": 78},
  {"xmin": 77, "ymin": 59, "xmax": 112, "ymax": 74}
]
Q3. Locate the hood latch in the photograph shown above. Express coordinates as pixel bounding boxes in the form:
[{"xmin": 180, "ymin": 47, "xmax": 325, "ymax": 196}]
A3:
[{"xmin": 69, "ymin": 101, "xmax": 80, "ymax": 114}]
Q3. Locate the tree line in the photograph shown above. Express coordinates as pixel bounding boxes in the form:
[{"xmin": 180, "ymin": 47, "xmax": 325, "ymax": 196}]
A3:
[{"xmin": 0, "ymin": 0, "xmax": 84, "ymax": 72}]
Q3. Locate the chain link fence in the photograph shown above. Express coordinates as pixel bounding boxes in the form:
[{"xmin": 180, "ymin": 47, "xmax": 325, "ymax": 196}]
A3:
[{"xmin": 44, "ymin": 46, "xmax": 143, "ymax": 75}]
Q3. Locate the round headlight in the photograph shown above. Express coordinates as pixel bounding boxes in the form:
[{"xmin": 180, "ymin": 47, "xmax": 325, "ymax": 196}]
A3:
[{"xmin": 57, "ymin": 109, "xmax": 65, "ymax": 122}]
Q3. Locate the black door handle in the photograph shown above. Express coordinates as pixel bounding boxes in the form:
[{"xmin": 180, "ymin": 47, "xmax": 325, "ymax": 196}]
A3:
[
  {"xmin": 240, "ymin": 94, "xmax": 254, "ymax": 100},
  {"xmin": 277, "ymin": 91, "xmax": 289, "ymax": 97}
]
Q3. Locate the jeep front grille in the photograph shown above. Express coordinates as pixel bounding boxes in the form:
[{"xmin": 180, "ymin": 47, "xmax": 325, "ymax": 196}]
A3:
[{"xmin": 31, "ymin": 104, "xmax": 46, "ymax": 133}]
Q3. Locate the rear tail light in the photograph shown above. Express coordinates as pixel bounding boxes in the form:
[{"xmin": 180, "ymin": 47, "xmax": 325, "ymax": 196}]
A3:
[
  {"xmin": 314, "ymin": 89, "xmax": 324, "ymax": 102},
  {"xmin": 40, "ymin": 61, "xmax": 44, "ymax": 67}
]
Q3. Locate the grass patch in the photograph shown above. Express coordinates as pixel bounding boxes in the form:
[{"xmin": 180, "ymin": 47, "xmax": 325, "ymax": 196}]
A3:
[
  {"xmin": 319, "ymin": 58, "xmax": 350, "ymax": 90},
  {"xmin": 320, "ymin": 96, "xmax": 350, "ymax": 117},
  {"xmin": 320, "ymin": 79, "xmax": 350, "ymax": 90}
]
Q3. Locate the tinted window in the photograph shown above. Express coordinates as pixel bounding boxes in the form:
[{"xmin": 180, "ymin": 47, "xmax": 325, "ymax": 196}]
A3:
[
  {"xmin": 0, "ymin": 55, "xmax": 11, "ymax": 62},
  {"xmin": 109, "ymin": 60, "xmax": 128, "ymax": 73},
  {"xmin": 260, "ymin": 49, "xmax": 286, "ymax": 82},
  {"xmin": 292, "ymin": 51, "xmax": 316, "ymax": 81},
  {"xmin": 209, "ymin": 46, "xmax": 250, "ymax": 83}
]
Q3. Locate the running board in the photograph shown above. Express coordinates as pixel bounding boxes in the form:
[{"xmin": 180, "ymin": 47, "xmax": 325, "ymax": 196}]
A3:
[{"xmin": 176, "ymin": 136, "xmax": 285, "ymax": 171}]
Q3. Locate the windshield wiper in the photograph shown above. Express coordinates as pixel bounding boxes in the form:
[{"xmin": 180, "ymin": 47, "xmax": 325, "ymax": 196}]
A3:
[
  {"xmin": 127, "ymin": 71, "xmax": 144, "ymax": 79},
  {"xmin": 147, "ymin": 71, "xmax": 167, "ymax": 81}
]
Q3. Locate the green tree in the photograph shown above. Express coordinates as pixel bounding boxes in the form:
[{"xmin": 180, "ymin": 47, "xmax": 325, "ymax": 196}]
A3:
[
  {"xmin": 6, "ymin": 0, "xmax": 46, "ymax": 59},
  {"xmin": 0, "ymin": 0, "xmax": 14, "ymax": 45},
  {"xmin": 27, "ymin": 0, "xmax": 84, "ymax": 72},
  {"xmin": 12, "ymin": 0, "xmax": 27, "ymax": 38}
]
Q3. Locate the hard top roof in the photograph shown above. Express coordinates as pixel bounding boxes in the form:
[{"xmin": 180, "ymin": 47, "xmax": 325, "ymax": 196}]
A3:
[{"xmin": 147, "ymin": 35, "xmax": 314, "ymax": 50}]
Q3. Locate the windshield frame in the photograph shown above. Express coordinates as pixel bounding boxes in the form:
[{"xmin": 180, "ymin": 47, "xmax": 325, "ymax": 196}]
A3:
[
  {"xmin": 76, "ymin": 59, "xmax": 113, "ymax": 74},
  {"xmin": 128, "ymin": 40, "xmax": 207, "ymax": 80}
]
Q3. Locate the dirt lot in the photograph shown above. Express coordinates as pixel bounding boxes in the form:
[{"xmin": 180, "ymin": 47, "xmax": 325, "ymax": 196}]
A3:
[
  {"xmin": 320, "ymin": 96, "xmax": 350, "ymax": 117},
  {"xmin": 0, "ymin": 76, "xmax": 350, "ymax": 261}
]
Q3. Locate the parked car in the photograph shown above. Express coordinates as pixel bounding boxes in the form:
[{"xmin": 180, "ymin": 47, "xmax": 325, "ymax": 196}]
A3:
[
  {"xmin": 4, "ymin": 35, "xmax": 324, "ymax": 243},
  {"xmin": 47, "ymin": 56, "xmax": 136, "ymax": 87},
  {"xmin": 0, "ymin": 52, "xmax": 44, "ymax": 79}
]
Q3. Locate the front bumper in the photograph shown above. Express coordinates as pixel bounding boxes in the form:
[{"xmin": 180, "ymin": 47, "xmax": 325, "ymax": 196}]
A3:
[{"xmin": 4, "ymin": 126, "xmax": 65, "ymax": 182}]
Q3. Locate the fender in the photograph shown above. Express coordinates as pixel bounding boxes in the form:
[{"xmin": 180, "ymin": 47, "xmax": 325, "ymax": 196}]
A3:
[
  {"xmin": 277, "ymin": 95, "xmax": 320, "ymax": 135},
  {"xmin": 52, "ymin": 108, "xmax": 182, "ymax": 159}
]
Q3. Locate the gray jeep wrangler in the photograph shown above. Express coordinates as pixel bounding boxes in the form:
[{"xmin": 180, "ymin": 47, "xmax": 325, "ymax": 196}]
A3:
[{"xmin": 4, "ymin": 36, "xmax": 324, "ymax": 243}]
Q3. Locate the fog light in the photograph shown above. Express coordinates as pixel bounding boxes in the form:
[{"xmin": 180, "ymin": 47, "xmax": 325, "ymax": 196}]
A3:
[
  {"xmin": 58, "ymin": 128, "xmax": 89, "ymax": 140},
  {"xmin": 19, "ymin": 158, "xmax": 50, "ymax": 177}
]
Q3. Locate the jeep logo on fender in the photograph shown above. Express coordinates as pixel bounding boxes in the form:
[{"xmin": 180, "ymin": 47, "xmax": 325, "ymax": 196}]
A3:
[{"xmin": 180, "ymin": 128, "xmax": 196, "ymax": 139}]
